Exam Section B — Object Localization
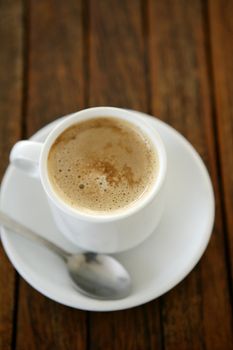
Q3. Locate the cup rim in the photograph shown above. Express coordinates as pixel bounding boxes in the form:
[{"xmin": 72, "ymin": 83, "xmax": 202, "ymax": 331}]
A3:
[{"xmin": 40, "ymin": 107, "xmax": 167, "ymax": 222}]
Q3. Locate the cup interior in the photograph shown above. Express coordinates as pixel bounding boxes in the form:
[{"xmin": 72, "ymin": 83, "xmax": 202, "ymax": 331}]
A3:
[{"xmin": 40, "ymin": 107, "xmax": 167, "ymax": 222}]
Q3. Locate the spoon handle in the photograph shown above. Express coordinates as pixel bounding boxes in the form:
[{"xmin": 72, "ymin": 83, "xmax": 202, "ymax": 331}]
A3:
[{"xmin": 0, "ymin": 211, "xmax": 69, "ymax": 261}]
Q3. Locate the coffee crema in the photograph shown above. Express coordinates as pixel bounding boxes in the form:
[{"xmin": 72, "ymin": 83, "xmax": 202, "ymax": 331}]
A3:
[{"xmin": 47, "ymin": 117, "xmax": 158, "ymax": 214}]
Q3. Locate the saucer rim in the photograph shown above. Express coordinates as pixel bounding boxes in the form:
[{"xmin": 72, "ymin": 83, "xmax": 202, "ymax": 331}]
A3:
[{"xmin": 0, "ymin": 111, "xmax": 215, "ymax": 311}]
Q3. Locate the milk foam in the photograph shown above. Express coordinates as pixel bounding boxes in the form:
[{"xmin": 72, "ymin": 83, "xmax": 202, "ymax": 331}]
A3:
[{"xmin": 48, "ymin": 117, "xmax": 158, "ymax": 213}]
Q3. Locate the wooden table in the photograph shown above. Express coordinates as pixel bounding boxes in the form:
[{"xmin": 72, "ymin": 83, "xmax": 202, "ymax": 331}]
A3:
[{"xmin": 0, "ymin": 1, "xmax": 232, "ymax": 349}]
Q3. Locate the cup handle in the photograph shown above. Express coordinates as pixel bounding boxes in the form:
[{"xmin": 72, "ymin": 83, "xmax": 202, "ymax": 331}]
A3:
[{"xmin": 10, "ymin": 141, "xmax": 43, "ymax": 178}]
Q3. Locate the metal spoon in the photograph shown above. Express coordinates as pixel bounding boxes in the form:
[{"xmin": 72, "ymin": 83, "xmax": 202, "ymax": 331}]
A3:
[{"xmin": 0, "ymin": 211, "xmax": 131, "ymax": 300}]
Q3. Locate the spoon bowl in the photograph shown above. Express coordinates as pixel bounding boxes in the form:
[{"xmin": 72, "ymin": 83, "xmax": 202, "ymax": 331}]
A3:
[{"xmin": 68, "ymin": 253, "xmax": 131, "ymax": 299}]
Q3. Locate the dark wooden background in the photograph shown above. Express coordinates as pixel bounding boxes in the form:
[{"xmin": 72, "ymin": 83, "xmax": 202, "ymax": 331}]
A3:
[{"xmin": 0, "ymin": 0, "xmax": 233, "ymax": 349}]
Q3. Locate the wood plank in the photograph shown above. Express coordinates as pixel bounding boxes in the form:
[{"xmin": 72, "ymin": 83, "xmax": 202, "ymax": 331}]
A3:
[
  {"xmin": 208, "ymin": 0, "xmax": 233, "ymax": 285},
  {"xmin": 148, "ymin": 0, "xmax": 233, "ymax": 349},
  {"xmin": 26, "ymin": 0, "xmax": 85, "ymax": 134},
  {"xmin": 88, "ymin": 1, "xmax": 162, "ymax": 349},
  {"xmin": 89, "ymin": 0, "xmax": 147, "ymax": 110},
  {"xmin": 16, "ymin": 1, "xmax": 87, "ymax": 349},
  {"xmin": 89, "ymin": 304, "xmax": 162, "ymax": 350},
  {"xmin": 17, "ymin": 286, "xmax": 87, "ymax": 349},
  {"xmin": 0, "ymin": 1, "xmax": 23, "ymax": 349}
]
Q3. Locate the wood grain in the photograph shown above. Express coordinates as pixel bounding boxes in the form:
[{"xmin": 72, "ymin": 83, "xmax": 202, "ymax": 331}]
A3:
[
  {"xmin": 148, "ymin": 0, "xmax": 233, "ymax": 349},
  {"xmin": 15, "ymin": 1, "xmax": 87, "ymax": 349},
  {"xmin": 0, "ymin": 1, "xmax": 23, "ymax": 349},
  {"xmin": 208, "ymin": 0, "xmax": 233, "ymax": 285},
  {"xmin": 88, "ymin": 1, "xmax": 162, "ymax": 349}
]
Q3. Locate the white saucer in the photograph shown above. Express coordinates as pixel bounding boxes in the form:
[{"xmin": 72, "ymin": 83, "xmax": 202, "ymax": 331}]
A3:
[{"xmin": 0, "ymin": 112, "xmax": 214, "ymax": 311}]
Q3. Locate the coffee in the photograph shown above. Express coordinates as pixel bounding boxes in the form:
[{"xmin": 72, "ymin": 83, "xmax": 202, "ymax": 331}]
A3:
[{"xmin": 48, "ymin": 117, "xmax": 158, "ymax": 214}]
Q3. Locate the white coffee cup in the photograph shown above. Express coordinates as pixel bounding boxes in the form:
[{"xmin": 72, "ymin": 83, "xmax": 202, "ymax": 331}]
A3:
[{"xmin": 10, "ymin": 107, "xmax": 167, "ymax": 253}]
